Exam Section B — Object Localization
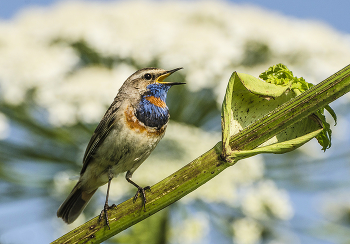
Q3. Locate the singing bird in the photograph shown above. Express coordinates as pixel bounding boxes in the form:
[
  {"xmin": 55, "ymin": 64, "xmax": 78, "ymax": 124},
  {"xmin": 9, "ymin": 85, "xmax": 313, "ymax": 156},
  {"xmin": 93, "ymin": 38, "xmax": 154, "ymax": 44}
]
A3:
[{"xmin": 57, "ymin": 67, "xmax": 184, "ymax": 226}]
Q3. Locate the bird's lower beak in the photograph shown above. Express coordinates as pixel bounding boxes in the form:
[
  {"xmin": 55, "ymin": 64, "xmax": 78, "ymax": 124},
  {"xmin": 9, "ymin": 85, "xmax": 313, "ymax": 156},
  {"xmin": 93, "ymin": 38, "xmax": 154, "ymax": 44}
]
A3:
[{"xmin": 157, "ymin": 67, "xmax": 185, "ymax": 85}]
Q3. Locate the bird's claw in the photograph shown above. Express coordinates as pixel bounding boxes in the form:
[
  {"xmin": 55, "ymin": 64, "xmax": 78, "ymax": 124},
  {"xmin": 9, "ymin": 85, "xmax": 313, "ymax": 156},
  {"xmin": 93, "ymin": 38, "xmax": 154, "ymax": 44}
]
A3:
[
  {"xmin": 98, "ymin": 203, "xmax": 116, "ymax": 229},
  {"xmin": 133, "ymin": 186, "xmax": 151, "ymax": 210}
]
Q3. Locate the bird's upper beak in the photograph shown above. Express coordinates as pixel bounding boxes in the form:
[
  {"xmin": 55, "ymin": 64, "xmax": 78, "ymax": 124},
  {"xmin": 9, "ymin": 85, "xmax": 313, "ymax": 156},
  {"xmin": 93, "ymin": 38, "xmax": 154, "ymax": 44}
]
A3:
[{"xmin": 156, "ymin": 67, "xmax": 185, "ymax": 86}]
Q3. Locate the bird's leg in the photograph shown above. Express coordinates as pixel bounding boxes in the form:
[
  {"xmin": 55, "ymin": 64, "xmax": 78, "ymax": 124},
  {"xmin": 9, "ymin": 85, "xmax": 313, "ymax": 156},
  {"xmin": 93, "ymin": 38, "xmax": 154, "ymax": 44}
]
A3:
[
  {"xmin": 125, "ymin": 171, "xmax": 150, "ymax": 211},
  {"xmin": 98, "ymin": 170, "xmax": 114, "ymax": 229}
]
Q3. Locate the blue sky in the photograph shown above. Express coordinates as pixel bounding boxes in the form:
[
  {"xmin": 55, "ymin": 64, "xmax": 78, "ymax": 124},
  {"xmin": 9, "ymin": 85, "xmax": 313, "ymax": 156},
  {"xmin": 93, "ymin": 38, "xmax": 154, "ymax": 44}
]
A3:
[{"xmin": 0, "ymin": 0, "xmax": 349, "ymax": 34}]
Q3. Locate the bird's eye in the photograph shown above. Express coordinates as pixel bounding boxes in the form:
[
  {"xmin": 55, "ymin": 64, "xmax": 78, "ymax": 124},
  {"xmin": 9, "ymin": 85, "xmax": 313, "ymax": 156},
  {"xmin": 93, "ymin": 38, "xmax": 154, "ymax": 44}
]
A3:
[{"xmin": 144, "ymin": 73, "xmax": 152, "ymax": 80}]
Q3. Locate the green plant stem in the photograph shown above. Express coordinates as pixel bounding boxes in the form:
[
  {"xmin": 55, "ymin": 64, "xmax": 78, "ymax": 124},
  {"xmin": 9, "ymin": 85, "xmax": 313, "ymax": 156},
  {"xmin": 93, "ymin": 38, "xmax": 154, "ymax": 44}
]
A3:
[{"xmin": 52, "ymin": 64, "xmax": 350, "ymax": 244}]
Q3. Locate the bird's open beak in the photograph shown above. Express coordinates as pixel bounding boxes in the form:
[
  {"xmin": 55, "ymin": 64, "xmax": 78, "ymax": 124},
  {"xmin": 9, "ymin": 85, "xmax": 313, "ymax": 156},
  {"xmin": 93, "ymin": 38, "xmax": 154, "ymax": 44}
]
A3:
[{"xmin": 157, "ymin": 67, "xmax": 185, "ymax": 85}]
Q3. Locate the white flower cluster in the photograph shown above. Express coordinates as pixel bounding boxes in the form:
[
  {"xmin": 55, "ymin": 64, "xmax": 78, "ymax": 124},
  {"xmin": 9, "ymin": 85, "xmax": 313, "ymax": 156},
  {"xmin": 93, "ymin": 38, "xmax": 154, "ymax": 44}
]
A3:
[
  {"xmin": 0, "ymin": 1, "xmax": 349, "ymax": 127},
  {"xmin": 232, "ymin": 217, "xmax": 263, "ymax": 244},
  {"xmin": 242, "ymin": 180, "xmax": 294, "ymax": 220},
  {"xmin": 170, "ymin": 212, "xmax": 210, "ymax": 244}
]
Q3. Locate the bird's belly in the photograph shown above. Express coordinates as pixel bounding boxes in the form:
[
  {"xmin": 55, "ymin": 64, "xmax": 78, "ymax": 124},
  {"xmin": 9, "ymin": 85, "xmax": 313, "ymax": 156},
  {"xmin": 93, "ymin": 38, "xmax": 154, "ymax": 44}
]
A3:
[
  {"xmin": 102, "ymin": 125, "xmax": 162, "ymax": 172},
  {"xmin": 81, "ymin": 122, "xmax": 164, "ymax": 189}
]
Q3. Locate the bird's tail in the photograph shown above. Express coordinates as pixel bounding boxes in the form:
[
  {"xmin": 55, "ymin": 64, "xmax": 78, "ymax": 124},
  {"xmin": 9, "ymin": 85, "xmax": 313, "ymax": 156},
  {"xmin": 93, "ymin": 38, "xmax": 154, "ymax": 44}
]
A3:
[{"xmin": 57, "ymin": 183, "xmax": 97, "ymax": 224}]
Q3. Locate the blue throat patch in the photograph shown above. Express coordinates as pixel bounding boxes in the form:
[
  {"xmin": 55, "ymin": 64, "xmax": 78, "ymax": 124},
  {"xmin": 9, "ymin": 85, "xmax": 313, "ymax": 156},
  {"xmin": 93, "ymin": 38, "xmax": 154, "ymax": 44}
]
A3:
[{"xmin": 135, "ymin": 83, "xmax": 171, "ymax": 129}]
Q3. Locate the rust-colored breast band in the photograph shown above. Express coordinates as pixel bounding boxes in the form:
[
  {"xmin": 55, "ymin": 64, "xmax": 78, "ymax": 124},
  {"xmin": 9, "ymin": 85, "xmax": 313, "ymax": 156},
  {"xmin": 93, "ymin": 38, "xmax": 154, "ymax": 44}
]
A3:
[
  {"xmin": 145, "ymin": 96, "xmax": 167, "ymax": 108},
  {"xmin": 124, "ymin": 106, "xmax": 166, "ymax": 136}
]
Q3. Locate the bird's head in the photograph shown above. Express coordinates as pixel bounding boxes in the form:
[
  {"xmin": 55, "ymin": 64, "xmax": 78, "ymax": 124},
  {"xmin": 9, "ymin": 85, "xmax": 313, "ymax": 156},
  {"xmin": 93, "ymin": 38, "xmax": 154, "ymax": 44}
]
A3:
[{"xmin": 121, "ymin": 67, "xmax": 184, "ymax": 99}]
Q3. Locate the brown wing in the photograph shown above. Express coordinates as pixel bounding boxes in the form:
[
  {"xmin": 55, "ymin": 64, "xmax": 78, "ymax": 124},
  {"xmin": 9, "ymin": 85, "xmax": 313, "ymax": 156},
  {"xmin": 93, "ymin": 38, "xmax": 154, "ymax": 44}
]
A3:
[{"xmin": 80, "ymin": 99, "xmax": 121, "ymax": 174}]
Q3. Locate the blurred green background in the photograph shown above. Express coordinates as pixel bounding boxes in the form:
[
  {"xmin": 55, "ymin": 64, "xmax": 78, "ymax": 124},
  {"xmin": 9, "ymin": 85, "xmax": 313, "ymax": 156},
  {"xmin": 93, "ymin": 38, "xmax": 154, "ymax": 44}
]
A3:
[{"xmin": 0, "ymin": 1, "xmax": 350, "ymax": 244}]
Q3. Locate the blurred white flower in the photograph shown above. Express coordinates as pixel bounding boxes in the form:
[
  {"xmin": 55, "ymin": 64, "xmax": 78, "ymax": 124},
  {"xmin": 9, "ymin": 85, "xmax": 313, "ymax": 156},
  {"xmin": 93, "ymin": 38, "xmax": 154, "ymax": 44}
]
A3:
[
  {"xmin": 0, "ymin": 112, "xmax": 10, "ymax": 139},
  {"xmin": 232, "ymin": 217, "xmax": 263, "ymax": 244},
  {"xmin": 0, "ymin": 23, "xmax": 79, "ymax": 105},
  {"xmin": 242, "ymin": 180, "xmax": 294, "ymax": 220},
  {"xmin": 52, "ymin": 170, "xmax": 78, "ymax": 198},
  {"xmin": 46, "ymin": 102, "xmax": 78, "ymax": 127},
  {"xmin": 170, "ymin": 212, "xmax": 209, "ymax": 244},
  {"xmin": 321, "ymin": 191, "xmax": 350, "ymax": 223},
  {"xmin": 231, "ymin": 156, "xmax": 265, "ymax": 184},
  {"xmin": 184, "ymin": 168, "xmax": 238, "ymax": 205},
  {"xmin": 184, "ymin": 156, "xmax": 264, "ymax": 205}
]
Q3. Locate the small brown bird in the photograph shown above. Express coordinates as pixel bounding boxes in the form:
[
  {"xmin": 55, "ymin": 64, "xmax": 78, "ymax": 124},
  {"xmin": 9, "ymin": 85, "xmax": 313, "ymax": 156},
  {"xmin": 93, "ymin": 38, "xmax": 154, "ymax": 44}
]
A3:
[{"xmin": 57, "ymin": 67, "xmax": 184, "ymax": 226}]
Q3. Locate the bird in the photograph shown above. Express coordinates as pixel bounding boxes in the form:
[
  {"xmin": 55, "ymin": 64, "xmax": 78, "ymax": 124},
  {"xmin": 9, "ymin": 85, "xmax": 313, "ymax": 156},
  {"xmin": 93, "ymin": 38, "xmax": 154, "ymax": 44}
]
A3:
[{"xmin": 57, "ymin": 67, "xmax": 184, "ymax": 227}]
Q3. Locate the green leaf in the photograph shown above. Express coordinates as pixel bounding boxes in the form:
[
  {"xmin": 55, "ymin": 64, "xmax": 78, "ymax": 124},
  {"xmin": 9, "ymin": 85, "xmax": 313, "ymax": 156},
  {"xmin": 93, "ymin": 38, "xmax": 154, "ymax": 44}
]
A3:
[
  {"xmin": 238, "ymin": 73, "xmax": 291, "ymax": 97},
  {"xmin": 221, "ymin": 69, "xmax": 323, "ymax": 157},
  {"xmin": 221, "ymin": 62, "xmax": 338, "ymax": 156},
  {"xmin": 258, "ymin": 63, "xmax": 337, "ymax": 151},
  {"xmin": 231, "ymin": 127, "xmax": 323, "ymax": 160},
  {"xmin": 259, "ymin": 63, "xmax": 295, "ymax": 86},
  {"xmin": 325, "ymin": 105, "xmax": 337, "ymax": 126},
  {"xmin": 221, "ymin": 71, "xmax": 235, "ymax": 159}
]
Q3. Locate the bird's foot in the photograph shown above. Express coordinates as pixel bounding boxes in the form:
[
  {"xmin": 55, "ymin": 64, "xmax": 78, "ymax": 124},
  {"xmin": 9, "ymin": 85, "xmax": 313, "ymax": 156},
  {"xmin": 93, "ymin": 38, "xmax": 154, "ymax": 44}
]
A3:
[
  {"xmin": 98, "ymin": 203, "xmax": 116, "ymax": 229},
  {"xmin": 133, "ymin": 186, "xmax": 151, "ymax": 211}
]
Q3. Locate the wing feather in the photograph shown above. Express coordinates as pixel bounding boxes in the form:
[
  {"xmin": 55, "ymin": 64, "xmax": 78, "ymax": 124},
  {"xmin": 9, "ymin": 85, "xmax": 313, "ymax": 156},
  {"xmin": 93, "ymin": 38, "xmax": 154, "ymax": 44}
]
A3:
[{"xmin": 80, "ymin": 99, "xmax": 121, "ymax": 174}]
